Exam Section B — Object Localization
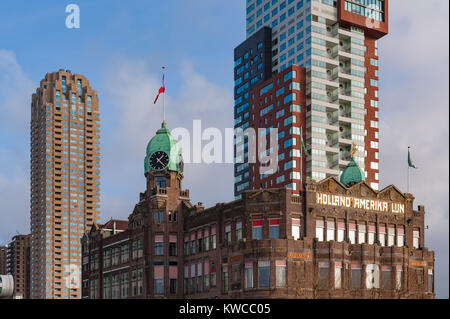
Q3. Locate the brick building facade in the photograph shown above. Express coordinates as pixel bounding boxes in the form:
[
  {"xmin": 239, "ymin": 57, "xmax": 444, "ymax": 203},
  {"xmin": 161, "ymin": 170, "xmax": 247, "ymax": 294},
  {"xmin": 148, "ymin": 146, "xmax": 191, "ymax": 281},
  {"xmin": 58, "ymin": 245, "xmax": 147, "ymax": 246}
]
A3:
[{"xmin": 81, "ymin": 122, "xmax": 434, "ymax": 299}]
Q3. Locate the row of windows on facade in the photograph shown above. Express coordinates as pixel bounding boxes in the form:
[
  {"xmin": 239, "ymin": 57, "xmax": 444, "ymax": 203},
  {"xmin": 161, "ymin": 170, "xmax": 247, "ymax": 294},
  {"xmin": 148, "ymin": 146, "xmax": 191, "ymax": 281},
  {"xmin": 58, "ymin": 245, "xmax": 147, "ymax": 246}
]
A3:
[
  {"xmin": 90, "ymin": 261, "xmax": 434, "ymax": 299},
  {"xmin": 88, "ymin": 260, "xmax": 288, "ymax": 298},
  {"xmin": 315, "ymin": 220, "xmax": 421, "ymax": 248},
  {"xmin": 185, "ymin": 218, "xmax": 287, "ymax": 257},
  {"xmin": 317, "ymin": 262, "xmax": 433, "ymax": 293}
]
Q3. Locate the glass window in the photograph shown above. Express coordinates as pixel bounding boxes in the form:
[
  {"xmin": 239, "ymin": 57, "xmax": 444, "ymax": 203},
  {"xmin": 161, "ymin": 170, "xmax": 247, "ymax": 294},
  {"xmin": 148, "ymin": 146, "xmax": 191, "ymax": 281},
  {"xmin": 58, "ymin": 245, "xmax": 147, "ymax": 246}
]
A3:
[
  {"xmin": 222, "ymin": 266, "xmax": 229, "ymax": 293},
  {"xmin": 382, "ymin": 267, "xmax": 392, "ymax": 290},
  {"xmin": 275, "ymin": 260, "xmax": 286, "ymax": 288},
  {"xmin": 258, "ymin": 261, "xmax": 270, "ymax": 288},
  {"xmin": 155, "ymin": 237, "xmax": 164, "ymax": 256},
  {"xmin": 358, "ymin": 224, "xmax": 366, "ymax": 244},
  {"xmin": 121, "ymin": 271, "xmax": 129, "ymax": 299},
  {"xmin": 292, "ymin": 218, "xmax": 300, "ymax": 240},
  {"xmin": 349, "ymin": 223, "xmax": 356, "ymax": 244},
  {"xmin": 269, "ymin": 219, "xmax": 280, "ymax": 239},
  {"xmin": 388, "ymin": 227, "xmax": 395, "ymax": 246},
  {"xmin": 225, "ymin": 225, "xmax": 231, "ymax": 245},
  {"xmin": 327, "ymin": 221, "xmax": 335, "ymax": 241},
  {"xmin": 245, "ymin": 263, "xmax": 254, "ymax": 289},
  {"xmin": 413, "ymin": 229, "xmax": 420, "ymax": 249},
  {"xmin": 236, "ymin": 221, "xmax": 242, "ymax": 241},
  {"xmin": 155, "ymin": 176, "xmax": 166, "ymax": 188},
  {"xmin": 396, "ymin": 267, "xmax": 403, "ymax": 290},
  {"xmin": 318, "ymin": 262, "xmax": 329, "ymax": 289},
  {"xmin": 378, "ymin": 225, "xmax": 386, "ymax": 246},
  {"xmin": 252, "ymin": 220, "xmax": 263, "ymax": 240},
  {"xmin": 103, "ymin": 275, "xmax": 111, "ymax": 299},
  {"xmin": 121, "ymin": 243, "xmax": 129, "ymax": 263},
  {"xmin": 337, "ymin": 222, "xmax": 345, "ymax": 242},
  {"xmin": 316, "ymin": 219, "xmax": 324, "ymax": 241},
  {"xmin": 170, "ymin": 279, "xmax": 177, "ymax": 294},
  {"xmin": 351, "ymin": 265, "xmax": 362, "ymax": 289},
  {"xmin": 334, "ymin": 262, "xmax": 342, "ymax": 289},
  {"xmin": 428, "ymin": 269, "xmax": 434, "ymax": 293}
]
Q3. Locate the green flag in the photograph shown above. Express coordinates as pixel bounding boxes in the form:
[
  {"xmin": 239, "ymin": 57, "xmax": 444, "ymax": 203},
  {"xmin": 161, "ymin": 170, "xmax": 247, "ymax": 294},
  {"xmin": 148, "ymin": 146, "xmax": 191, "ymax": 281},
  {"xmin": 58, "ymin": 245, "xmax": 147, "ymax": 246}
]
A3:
[
  {"xmin": 408, "ymin": 147, "xmax": 417, "ymax": 169},
  {"xmin": 301, "ymin": 137, "xmax": 309, "ymax": 157}
]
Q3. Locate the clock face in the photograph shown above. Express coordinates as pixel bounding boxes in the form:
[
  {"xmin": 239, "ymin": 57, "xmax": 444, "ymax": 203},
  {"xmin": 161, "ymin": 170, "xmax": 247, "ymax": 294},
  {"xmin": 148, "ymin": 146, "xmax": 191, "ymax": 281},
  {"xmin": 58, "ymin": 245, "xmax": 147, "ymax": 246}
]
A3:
[{"xmin": 149, "ymin": 151, "xmax": 169, "ymax": 171}]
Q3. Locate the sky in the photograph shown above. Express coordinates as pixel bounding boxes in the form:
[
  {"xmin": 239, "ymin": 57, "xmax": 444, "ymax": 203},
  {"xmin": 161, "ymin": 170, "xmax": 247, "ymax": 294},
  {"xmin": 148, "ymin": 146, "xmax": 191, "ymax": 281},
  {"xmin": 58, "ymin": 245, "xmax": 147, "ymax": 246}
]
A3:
[{"xmin": 0, "ymin": 0, "xmax": 448, "ymax": 298}]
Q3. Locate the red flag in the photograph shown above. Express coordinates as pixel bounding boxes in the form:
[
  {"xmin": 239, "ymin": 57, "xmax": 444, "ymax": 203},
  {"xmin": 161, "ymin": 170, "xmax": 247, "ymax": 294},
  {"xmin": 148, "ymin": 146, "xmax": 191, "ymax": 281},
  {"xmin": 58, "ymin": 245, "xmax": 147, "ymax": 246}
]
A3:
[{"xmin": 154, "ymin": 73, "xmax": 165, "ymax": 104}]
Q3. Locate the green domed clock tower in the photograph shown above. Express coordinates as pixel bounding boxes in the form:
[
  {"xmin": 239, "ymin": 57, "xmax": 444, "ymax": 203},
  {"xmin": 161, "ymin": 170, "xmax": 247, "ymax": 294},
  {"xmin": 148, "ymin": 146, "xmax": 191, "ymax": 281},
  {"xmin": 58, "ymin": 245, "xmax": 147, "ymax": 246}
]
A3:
[{"xmin": 144, "ymin": 122, "xmax": 184, "ymax": 191}]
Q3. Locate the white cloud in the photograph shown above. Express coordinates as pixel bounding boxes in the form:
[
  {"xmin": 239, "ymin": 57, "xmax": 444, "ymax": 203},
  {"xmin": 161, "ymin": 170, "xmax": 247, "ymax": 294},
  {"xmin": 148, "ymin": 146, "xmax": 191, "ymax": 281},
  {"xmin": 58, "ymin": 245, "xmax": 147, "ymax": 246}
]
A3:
[
  {"xmin": 0, "ymin": 50, "xmax": 34, "ymax": 245},
  {"xmin": 99, "ymin": 57, "xmax": 234, "ymax": 223},
  {"xmin": 379, "ymin": 0, "xmax": 449, "ymax": 298}
]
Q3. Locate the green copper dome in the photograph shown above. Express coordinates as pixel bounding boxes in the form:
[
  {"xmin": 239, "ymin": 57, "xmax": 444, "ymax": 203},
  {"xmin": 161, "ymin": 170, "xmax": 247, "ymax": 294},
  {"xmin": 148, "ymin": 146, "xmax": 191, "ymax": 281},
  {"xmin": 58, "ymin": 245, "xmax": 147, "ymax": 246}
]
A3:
[
  {"xmin": 144, "ymin": 122, "xmax": 183, "ymax": 174},
  {"xmin": 340, "ymin": 156, "xmax": 365, "ymax": 187}
]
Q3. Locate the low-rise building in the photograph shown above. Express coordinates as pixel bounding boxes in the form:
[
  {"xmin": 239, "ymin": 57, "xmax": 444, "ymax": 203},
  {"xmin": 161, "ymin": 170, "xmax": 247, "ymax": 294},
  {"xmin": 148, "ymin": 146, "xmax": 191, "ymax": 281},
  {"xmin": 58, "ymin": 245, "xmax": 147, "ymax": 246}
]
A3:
[{"xmin": 82, "ymin": 122, "xmax": 434, "ymax": 299}]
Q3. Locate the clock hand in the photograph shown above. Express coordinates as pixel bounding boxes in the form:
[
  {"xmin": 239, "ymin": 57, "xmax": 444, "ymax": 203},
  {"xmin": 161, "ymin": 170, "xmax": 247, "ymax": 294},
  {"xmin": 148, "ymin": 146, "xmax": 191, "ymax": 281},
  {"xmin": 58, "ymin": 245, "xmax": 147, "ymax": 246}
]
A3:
[{"xmin": 156, "ymin": 157, "xmax": 164, "ymax": 165}]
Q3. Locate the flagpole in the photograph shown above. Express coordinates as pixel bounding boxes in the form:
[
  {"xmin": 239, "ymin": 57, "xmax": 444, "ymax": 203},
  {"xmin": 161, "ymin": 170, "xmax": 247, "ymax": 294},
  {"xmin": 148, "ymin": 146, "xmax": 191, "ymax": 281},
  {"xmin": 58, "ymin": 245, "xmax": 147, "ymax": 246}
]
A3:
[
  {"xmin": 407, "ymin": 146, "xmax": 410, "ymax": 193},
  {"xmin": 162, "ymin": 66, "xmax": 165, "ymax": 124},
  {"xmin": 407, "ymin": 165, "xmax": 410, "ymax": 193}
]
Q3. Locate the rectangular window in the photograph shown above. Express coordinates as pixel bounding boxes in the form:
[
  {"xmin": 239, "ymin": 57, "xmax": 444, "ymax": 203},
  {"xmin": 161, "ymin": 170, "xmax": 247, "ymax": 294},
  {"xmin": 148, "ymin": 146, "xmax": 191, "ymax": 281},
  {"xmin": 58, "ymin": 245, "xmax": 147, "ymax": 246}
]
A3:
[
  {"xmin": 103, "ymin": 249, "xmax": 111, "ymax": 268},
  {"xmin": 351, "ymin": 264, "xmax": 362, "ymax": 289},
  {"xmin": 334, "ymin": 262, "xmax": 342, "ymax": 289},
  {"xmin": 396, "ymin": 266, "xmax": 403, "ymax": 290},
  {"xmin": 184, "ymin": 236, "xmax": 189, "ymax": 256},
  {"xmin": 358, "ymin": 224, "xmax": 366, "ymax": 244},
  {"xmin": 204, "ymin": 228, "xmax": 210, "ymax": 251},
  {"xmin": 326, "ymin": 220, "xmax": 335, "ymax": 241},
  {"xmin": 252, "ymin": 220, "xmax": 263, "ymax": 240},
  {"xmin": 337, "ymin": 222, "xmax": 345, "ymax": 242},
  {"xmin": 397, "ymin": 227, "xmax": 404, "ymax": 247},
  {"xmin": 236, "ymin": 221, "xmax": 242, "ymax": 241},
  {"xmin": 184, "ymin": 265, "xmax": 189, "ymax": 295},
  {"xmin": 269, "ymin": 218, "xmax": 280, "ymax": 239},
  {"xmin": 121, "ymin": 271, "xmax": 129, "ymax": 299},
  {"xmin": 382, "ymin": 266, "xmax": 392, "ymax": 290},
  {"xmin": 222, "ymin": 266, "xmax": 229, "ymax": 293},
  {"xmin": 275, "ymin": 260, "xmax": 286, "ymax": 288},
  {"xmin": 388, "ymin": 226, "xmax": 395, "ymax": 246},
  {"xmin": 204, "ymin": 261, "xmax": 210, "ymax": 292},
  {"xmin": 225, "ymin": 224, "xmax": 231, "ymax": 245},
  {"xmin": 121, "ymin": 243, "xmax": 129, "ymax": 264},
  {"xmin": 169, "ymin": 265, "xmax": 178, "ymax": 294},
  {"xmin": 349, "ymin": 223, "xmax": 356, "ymax": 244},
  {"xmin": 428, "ymin": 269, "xmax": 434, "ymax": 293},
  {"xmin": 378, "ymin": 225, "xmax": 386, "ymax": 246},
  {"xmin": 211, "ymin": 227, "xmax": 217, "ymax": 249},
  {"xmin": 169, "ymin": 235, "xmax": 177, "ymax": 256},
  {"xmin": 318, "ymin": 262, "xmax": 329, "ymax": 289},
  {"xmin": 245, "ymin": 262, "xmax": 254, "ymax": 289},
  {"xmin": 292, "ymin": 218, "xmax": 300, "ymax": 240},
  {"xmin": 103, "ymin": 275, "xmax": 111, "ymax": 299},
  {"xmin": 413, "ymin": 229, "xmax": 420, "ymax": 249},
  {"xmin": 190, "ymin": 264, "xmax": 196, "ymax": 294},
  {"xmin": 258, "ymin": 261, "xmax": 270, "ymax": 288},
  {"xmin": 211, "ymin": 266, "xmax": 217, "ymax": 287},
  {"xmin": 197, "ymin": 263, "xmax": 203, "ymax": 293},
  {"xmin": 197, "ymin": 232, "xmax": 203, "ymax": 253},
  {"xmin": 155, "ymin": 235, "xmax": 164, "ymax": 256},
  {"xmin": 368, "ymin": 225, "xmax": 376, "ymax": 244},
  {"xmin": 316, "ymin": 219, "xmax": 324, "ymax": 241}
]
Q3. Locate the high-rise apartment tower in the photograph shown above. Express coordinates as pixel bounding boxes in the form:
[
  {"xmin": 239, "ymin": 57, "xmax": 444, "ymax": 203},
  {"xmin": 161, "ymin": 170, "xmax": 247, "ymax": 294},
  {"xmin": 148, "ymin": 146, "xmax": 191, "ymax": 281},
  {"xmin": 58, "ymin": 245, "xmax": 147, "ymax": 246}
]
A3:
[
  {"xmin": 30, "ymin": 70, "xmax": 101, "ymax": 299},
  {"xmin": 234, "ymin": 0, "xmax": 388, "ymax": 197}
]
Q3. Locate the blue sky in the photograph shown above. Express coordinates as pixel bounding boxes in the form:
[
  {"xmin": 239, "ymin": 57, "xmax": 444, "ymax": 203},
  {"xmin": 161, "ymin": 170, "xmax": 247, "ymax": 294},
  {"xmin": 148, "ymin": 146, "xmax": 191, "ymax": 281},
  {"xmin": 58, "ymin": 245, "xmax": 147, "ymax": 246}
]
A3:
[{"xmin": 0, "ymin": 0, "xmax": 448, "ymax": 298}]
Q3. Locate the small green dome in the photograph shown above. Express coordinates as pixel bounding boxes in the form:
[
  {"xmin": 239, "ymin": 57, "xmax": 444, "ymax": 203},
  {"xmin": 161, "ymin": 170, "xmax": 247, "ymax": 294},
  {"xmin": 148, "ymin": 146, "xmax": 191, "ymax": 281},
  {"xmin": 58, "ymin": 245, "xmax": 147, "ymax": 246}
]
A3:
[
  {"xmin": 144, "ymin": 122, "xmax": 183, "ymax": 174},
  {"xmin": 340, "ymin": 157, "xmax": 365, "ymax": 187}
]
